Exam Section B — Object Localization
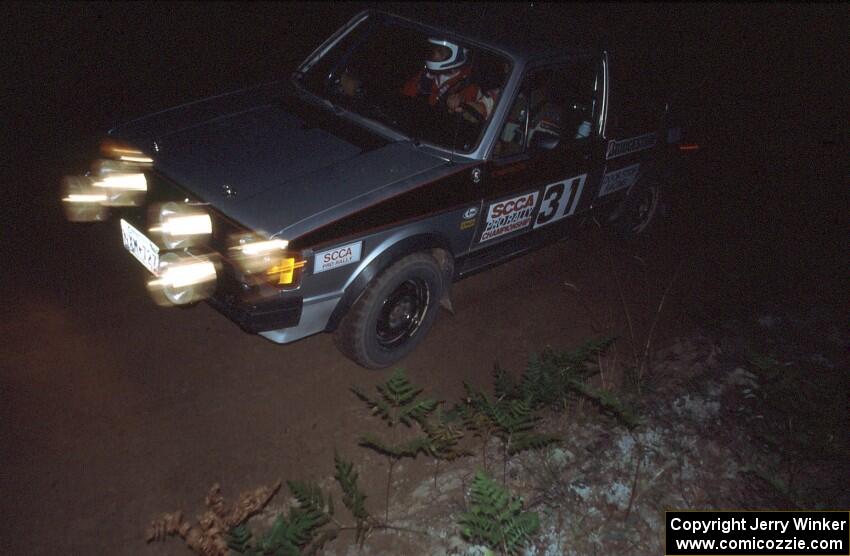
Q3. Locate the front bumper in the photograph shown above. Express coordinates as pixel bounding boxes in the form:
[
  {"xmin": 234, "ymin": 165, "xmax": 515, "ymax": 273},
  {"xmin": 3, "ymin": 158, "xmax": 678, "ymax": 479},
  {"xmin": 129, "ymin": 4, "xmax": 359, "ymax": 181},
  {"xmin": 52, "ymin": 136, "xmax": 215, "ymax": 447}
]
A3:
[
  {"xmin": 257, "ymin": 295, "xmax": 341, "ymax": 344},
  {"xmin": 207, "ymin": 292, "xmax": 303, "ymax": 334}
]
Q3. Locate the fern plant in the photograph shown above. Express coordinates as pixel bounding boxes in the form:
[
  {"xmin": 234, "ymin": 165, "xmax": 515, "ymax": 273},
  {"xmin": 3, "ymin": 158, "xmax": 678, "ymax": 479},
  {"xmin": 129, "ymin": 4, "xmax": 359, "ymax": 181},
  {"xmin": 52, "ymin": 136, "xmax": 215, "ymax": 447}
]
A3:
[
  {"xmin": 459, "ymin": 470, "xmax": 540, "ymax": 555},
  {"xmin": 287, "ymin": 480, "xmax": 332, "ymax": 534},
  {"xmin": 226, "ymin": 524, "xmax": 254, "ymax": 553},
  {"xmin": 351, "ymin": 367, "xmax": 438, "ymax": 427},
  {"xmin": 456, "ymin": 383, "xmax": 502, "ymax": 470},
  {"xmin": 568, "ymin": 378, "xmax": 641, "ymax": 429},
  {"xmin": 459, "ymin": 377, "xmax": 558, "ymax": 482},
  {"xmin": 420, "ymin": 407, "xmax": 473, "ymax": 491},
  {"xmin": 333, "ymin": 453, "xmax": 371, "ymax": 545},
  {"xmin": 351, "ymin": 368, "xmax": 439, "ymax": 521},
  {"xmin": 520, "ymin": 341, "xmax": 609, "ymax": 408},
  {"xmin": 422, "ymin": 407, "xmax": 470, "ymax": 461},
  {"xmin": 519, "ymin": 339, "xmax": 641, "ymax": 429},
  {"xmin": 227, "ymin": 456, "xmax": 372, "ymax": 555},
  {"xmin": 493, "ymin": 363, "xmax": 516, "ymax": 400},
  {"xmin": 227, "ymin": 480, "xmax": 333, "ymax": 556}
]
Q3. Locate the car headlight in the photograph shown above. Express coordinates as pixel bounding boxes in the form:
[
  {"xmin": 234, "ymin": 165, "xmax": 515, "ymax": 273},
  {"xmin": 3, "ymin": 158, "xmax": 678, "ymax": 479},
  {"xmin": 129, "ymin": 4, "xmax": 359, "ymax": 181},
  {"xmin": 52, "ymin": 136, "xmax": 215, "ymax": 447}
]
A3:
[
  {"xmin": 150, "ymin": 202, "xmax": 213, "ymax": 250},
  {"xmin": 229, "ymin": 234, "xmax": 305, "ymax": 287}
]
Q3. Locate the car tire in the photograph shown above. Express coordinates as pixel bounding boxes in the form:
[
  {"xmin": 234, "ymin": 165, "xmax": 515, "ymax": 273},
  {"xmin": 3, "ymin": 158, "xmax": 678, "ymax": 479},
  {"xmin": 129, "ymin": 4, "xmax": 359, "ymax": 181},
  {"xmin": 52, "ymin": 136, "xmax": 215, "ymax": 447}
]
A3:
[
  {"xmin": 334, "ymin": 252, "xmax": 444, "ymax": 369},
  {"xmin": 611, "ymin": 181, "xmax": 663, "ymax": 237}
]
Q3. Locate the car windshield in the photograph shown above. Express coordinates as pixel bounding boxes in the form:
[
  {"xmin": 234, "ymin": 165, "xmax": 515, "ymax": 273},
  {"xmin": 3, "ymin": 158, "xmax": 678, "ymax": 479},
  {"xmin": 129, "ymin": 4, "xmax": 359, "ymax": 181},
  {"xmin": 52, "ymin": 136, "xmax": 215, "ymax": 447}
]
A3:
[{"xmin": 296, "ymin": 13, "xmax": 511, "ymax": 153}]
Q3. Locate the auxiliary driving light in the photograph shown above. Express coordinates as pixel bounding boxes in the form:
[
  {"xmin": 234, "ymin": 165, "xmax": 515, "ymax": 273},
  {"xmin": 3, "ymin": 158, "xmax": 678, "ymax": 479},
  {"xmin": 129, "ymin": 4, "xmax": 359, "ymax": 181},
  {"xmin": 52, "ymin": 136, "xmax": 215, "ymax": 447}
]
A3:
[
  {"xmin": 147, "ymin": 252, "xmax": 217, "ymax": 306},
  {"xmin": 150, "ymin": 202, "xmax": 213, "ymax": 249},
  {"xmin": 84, "ymin": 146, "xmax": 152, "ymax": 207},
  {"xmin": 92, "ymin": 171, "xmax": 148, "ymax": 207},
  {"xmin": 60, "ymin": 154, "xmax": 152, "ymax": 220},
  {"xmin": 61, "ymin": 175, "xmax": 108, "ymax": 222},
  {"xmin": 100, "ymin": 140, "xmax": 154, "ymax": 165}
]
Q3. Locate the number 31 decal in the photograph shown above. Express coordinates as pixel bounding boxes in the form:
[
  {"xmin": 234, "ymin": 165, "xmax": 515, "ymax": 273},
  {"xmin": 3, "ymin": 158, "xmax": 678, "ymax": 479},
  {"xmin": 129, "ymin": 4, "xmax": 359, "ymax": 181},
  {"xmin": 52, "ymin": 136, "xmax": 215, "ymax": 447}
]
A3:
[{"xmin": 533, "ymin": 174, "xmax": 587, "ymax": 229}]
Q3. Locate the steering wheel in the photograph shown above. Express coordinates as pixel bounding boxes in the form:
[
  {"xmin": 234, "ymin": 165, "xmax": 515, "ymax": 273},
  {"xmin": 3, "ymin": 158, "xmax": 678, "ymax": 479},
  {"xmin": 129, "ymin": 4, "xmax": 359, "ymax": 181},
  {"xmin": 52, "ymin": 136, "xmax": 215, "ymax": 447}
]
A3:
[
  {"xmin": 458, "ymin": 102, "xmax": 485, "ymax": 124},
  {"xmin": 323, "ymin": 70, "xmax": 344, "ymax": 99},
  {"xmin": 327, "ymin": 67, "xmax": 366, "ymax": 101}
]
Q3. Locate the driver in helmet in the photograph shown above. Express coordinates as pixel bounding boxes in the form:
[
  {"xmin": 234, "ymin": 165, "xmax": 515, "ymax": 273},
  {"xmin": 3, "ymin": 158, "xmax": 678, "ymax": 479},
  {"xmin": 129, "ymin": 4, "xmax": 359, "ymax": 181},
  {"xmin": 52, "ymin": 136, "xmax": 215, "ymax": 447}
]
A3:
[
  {"xmin": 448, "ymin": 60, "xmax": 511, "ymax": 121},
  {"xmin": 402, "ymin": 37, "xmax": 485, "ymax": 117}
]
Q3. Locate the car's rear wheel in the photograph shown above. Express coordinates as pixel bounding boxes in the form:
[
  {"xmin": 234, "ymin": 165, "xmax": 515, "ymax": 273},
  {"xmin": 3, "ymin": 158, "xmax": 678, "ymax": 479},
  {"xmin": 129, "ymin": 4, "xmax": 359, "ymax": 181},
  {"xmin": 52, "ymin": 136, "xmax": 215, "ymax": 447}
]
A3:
[
  {"xmin": 334, "ymin": 252, "xmax": 443, "ymax": 369},
  {"xmin": 611, "ymin": 181, "xmax": 663, "ymax": 237}
]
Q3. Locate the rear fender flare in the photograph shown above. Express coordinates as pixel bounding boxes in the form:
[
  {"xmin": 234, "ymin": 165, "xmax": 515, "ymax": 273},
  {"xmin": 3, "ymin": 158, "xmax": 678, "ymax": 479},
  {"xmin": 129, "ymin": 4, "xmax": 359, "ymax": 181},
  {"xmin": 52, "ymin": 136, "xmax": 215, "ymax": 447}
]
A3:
[{"xmin": 608, "ymin": 155, "xmax": 663, "ymax": 223}]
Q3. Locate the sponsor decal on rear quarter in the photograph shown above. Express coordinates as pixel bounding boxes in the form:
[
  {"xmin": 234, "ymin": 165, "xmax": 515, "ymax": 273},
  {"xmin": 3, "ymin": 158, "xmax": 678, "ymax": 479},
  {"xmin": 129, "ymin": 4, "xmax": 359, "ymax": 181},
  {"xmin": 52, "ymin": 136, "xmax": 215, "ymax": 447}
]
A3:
[
  {"xmin": 314, "ymin": 241, "xmax": 362, "ymax": 273},
  {"xmin": 599, "ymin": 163, "xmax": 640, "ymax": 196},
  {"xmin": 480, "ymin": 191, "xmax": 539, "ymax": 243},
  {"xmin": 605, "ymin": 132, "xmax": 657, "ymax": 159}
]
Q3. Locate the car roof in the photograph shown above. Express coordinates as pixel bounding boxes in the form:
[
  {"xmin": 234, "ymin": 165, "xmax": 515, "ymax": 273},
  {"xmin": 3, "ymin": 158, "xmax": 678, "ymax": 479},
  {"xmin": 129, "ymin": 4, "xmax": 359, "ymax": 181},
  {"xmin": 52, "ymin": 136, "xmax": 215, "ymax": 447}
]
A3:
[{"xmin": 370, "ymin": 4, "xmax": 599, "ymax": 64}]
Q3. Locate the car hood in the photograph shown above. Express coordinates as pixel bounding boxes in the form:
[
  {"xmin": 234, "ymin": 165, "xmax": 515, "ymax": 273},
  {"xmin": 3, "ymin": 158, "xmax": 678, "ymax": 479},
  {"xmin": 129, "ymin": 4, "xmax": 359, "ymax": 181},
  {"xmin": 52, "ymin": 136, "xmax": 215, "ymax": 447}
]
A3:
[{"xmin": 110, "ymin": 81, "xmax": 450, "ymax": 238}]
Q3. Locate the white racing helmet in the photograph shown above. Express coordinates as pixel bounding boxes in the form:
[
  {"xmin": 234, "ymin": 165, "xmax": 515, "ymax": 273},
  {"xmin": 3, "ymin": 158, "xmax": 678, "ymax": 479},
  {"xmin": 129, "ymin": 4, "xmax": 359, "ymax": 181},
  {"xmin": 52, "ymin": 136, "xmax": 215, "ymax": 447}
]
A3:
[{"xmin": 425, "ymin": 38, "xmax": 468, "ymax": 72}]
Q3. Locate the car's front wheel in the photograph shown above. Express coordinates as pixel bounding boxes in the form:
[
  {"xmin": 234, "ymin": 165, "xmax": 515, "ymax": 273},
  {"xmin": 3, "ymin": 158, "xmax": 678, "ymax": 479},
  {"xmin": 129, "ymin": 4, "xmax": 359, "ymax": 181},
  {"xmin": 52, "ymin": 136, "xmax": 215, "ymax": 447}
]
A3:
[{"xmin": 334, "ymin": 252, "xmax": 444, "ymax": 369}]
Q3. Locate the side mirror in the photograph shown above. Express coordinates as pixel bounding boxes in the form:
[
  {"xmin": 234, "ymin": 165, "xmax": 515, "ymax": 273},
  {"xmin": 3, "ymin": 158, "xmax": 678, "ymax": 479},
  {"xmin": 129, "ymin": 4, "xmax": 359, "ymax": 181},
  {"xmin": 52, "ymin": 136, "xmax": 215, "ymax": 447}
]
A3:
[{"xmin": 529, "ymin": 131, "xmax": 560, "ymax": 152}]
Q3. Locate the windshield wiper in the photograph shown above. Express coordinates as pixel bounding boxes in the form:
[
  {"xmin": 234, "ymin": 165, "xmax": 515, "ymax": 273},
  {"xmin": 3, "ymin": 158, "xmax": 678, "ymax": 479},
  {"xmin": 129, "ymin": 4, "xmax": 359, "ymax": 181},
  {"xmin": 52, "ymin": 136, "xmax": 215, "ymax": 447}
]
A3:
[
  {"xmin": 323, "ymin": 98, "xmax": 342, "ymax": 114},
  {"xmin": 366, "ymin": 103, "xmax": 398, "ymax": 128},
  {"xmin": 289, "ymin": 77, "xmax": 343, "ymax": 115},
  {"xmin": 290, "ymin": 76, "xmax": 412, "ymax": 142}
]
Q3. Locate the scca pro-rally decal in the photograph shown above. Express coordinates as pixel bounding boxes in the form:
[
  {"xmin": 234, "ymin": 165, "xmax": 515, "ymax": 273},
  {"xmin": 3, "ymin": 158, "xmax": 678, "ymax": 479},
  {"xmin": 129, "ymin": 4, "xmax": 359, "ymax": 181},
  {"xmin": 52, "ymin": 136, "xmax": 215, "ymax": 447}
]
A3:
[
  {"xmin": 605, "ymin": 132, "xmax": 657, "ymax": 160},
  {"xmin": 480, "ymin": 191, "xmax": 539, "ymax": 243},
  {"xmin": 533, "ymin": 174, "xmax": 586, "ymax": 229},
  {"xmin": 314, "ymin": 241, "xmax": 362, "ymax": 273},
  {"xmin": 598, "ymin": 163, "xmax": 640, "ymax": 196}
]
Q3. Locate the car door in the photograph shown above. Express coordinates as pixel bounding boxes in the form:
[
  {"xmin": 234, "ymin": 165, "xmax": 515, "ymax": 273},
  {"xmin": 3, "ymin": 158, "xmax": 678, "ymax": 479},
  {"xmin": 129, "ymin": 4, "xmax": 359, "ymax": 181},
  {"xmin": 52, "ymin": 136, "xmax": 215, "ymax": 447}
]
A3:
[{"xmin": 463, "ymin": 57, "xmax": 606, "ymax": 266}]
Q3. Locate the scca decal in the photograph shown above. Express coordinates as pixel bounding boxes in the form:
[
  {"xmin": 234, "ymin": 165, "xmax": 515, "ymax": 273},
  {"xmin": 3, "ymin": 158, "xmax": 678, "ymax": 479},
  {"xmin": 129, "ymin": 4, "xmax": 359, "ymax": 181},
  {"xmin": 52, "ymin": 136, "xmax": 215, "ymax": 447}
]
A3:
[
  {"xmin": 480, "ymin": 191, "xmax": 539, "ymax": 243},
  {"xmin": 314, "ymin": 241, "xmax": 362, "ymax": 273}
]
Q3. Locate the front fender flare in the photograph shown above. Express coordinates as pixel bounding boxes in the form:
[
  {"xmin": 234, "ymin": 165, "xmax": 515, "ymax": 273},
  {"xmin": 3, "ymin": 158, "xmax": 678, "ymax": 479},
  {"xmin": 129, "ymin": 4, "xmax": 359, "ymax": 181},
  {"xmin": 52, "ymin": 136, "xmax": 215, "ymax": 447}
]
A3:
[{"xmin": 324, "ymin": 233, "xmax": 454, "ymax": 332}]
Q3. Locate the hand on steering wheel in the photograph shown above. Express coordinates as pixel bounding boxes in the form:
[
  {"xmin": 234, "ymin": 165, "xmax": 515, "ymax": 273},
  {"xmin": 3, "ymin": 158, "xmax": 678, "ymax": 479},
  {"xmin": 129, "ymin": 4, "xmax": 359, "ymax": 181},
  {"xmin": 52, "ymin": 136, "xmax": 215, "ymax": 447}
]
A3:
[{"xmin": 457, "ymin": 102, "xmax": 485, "ymax": 124}]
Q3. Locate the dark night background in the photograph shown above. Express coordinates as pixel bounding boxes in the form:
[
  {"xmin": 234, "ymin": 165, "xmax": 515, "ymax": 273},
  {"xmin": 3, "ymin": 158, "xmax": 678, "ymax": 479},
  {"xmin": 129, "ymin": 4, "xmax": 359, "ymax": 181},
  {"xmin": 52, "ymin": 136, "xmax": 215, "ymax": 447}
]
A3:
[
  {"xmin": 3, "ymin": 2, "xmax": 847, "ymax": 302},
  {"xmin": 1, "ymin": 2, "xmax": 847, "ymax": 554}
]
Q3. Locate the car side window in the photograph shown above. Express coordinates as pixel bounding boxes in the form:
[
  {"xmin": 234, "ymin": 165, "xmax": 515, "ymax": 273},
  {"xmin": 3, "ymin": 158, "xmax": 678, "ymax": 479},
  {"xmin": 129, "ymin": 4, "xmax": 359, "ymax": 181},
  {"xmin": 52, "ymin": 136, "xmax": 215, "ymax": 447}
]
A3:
[
  {"xmin": 556, "ymin": 57, "xmax": 598, "ymax": 143},
  {"xmin": 494, "ymin": 59, "xmax": 598, "ymax": 157},
  {"xmin": 493, "ymin": 80, "xmax": 530, "ymax": 157}
]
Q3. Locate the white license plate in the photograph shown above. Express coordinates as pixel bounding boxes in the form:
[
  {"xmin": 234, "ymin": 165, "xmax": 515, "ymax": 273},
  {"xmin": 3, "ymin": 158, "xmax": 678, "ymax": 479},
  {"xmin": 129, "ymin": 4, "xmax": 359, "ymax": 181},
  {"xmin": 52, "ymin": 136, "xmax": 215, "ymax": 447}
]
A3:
[{"xmin": 120, "ymin": 219, "xmax": 159, "ymax": 275}]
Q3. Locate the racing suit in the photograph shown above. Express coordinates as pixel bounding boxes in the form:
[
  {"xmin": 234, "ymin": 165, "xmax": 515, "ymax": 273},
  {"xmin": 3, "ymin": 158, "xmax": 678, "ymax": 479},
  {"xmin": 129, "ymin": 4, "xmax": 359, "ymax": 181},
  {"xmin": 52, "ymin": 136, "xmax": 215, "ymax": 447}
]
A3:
[{"xmin": 402, "ymin": 65, "xmax": 481, "ymax": 108}]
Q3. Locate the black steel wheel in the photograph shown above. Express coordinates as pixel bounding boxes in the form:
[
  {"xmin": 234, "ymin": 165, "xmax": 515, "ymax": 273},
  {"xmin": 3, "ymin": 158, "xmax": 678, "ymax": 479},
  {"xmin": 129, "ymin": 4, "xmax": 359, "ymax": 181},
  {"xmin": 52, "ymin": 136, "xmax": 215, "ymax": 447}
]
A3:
[
  {"xmin": 334, "ymin": 252, "xmax": 444, "ymax": 369},
  {"xmin": 375, "ymin": 277, "xmax": 431, "ymax": 348},
  {"xmin": 631, "ymin": 184, "xmax": 660, "ymax": 234},
  {"xmin": 612, "ymin": 181, "xmax": 663, "ymax": 237}
]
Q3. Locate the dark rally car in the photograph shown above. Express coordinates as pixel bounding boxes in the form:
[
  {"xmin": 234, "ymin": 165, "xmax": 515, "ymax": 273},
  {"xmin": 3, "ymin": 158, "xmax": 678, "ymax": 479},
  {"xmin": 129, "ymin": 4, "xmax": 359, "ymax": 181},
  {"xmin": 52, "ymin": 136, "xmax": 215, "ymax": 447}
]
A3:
[{"xmin": 62, "ymin": 8, "xmax": 686, "ymax": 368}]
